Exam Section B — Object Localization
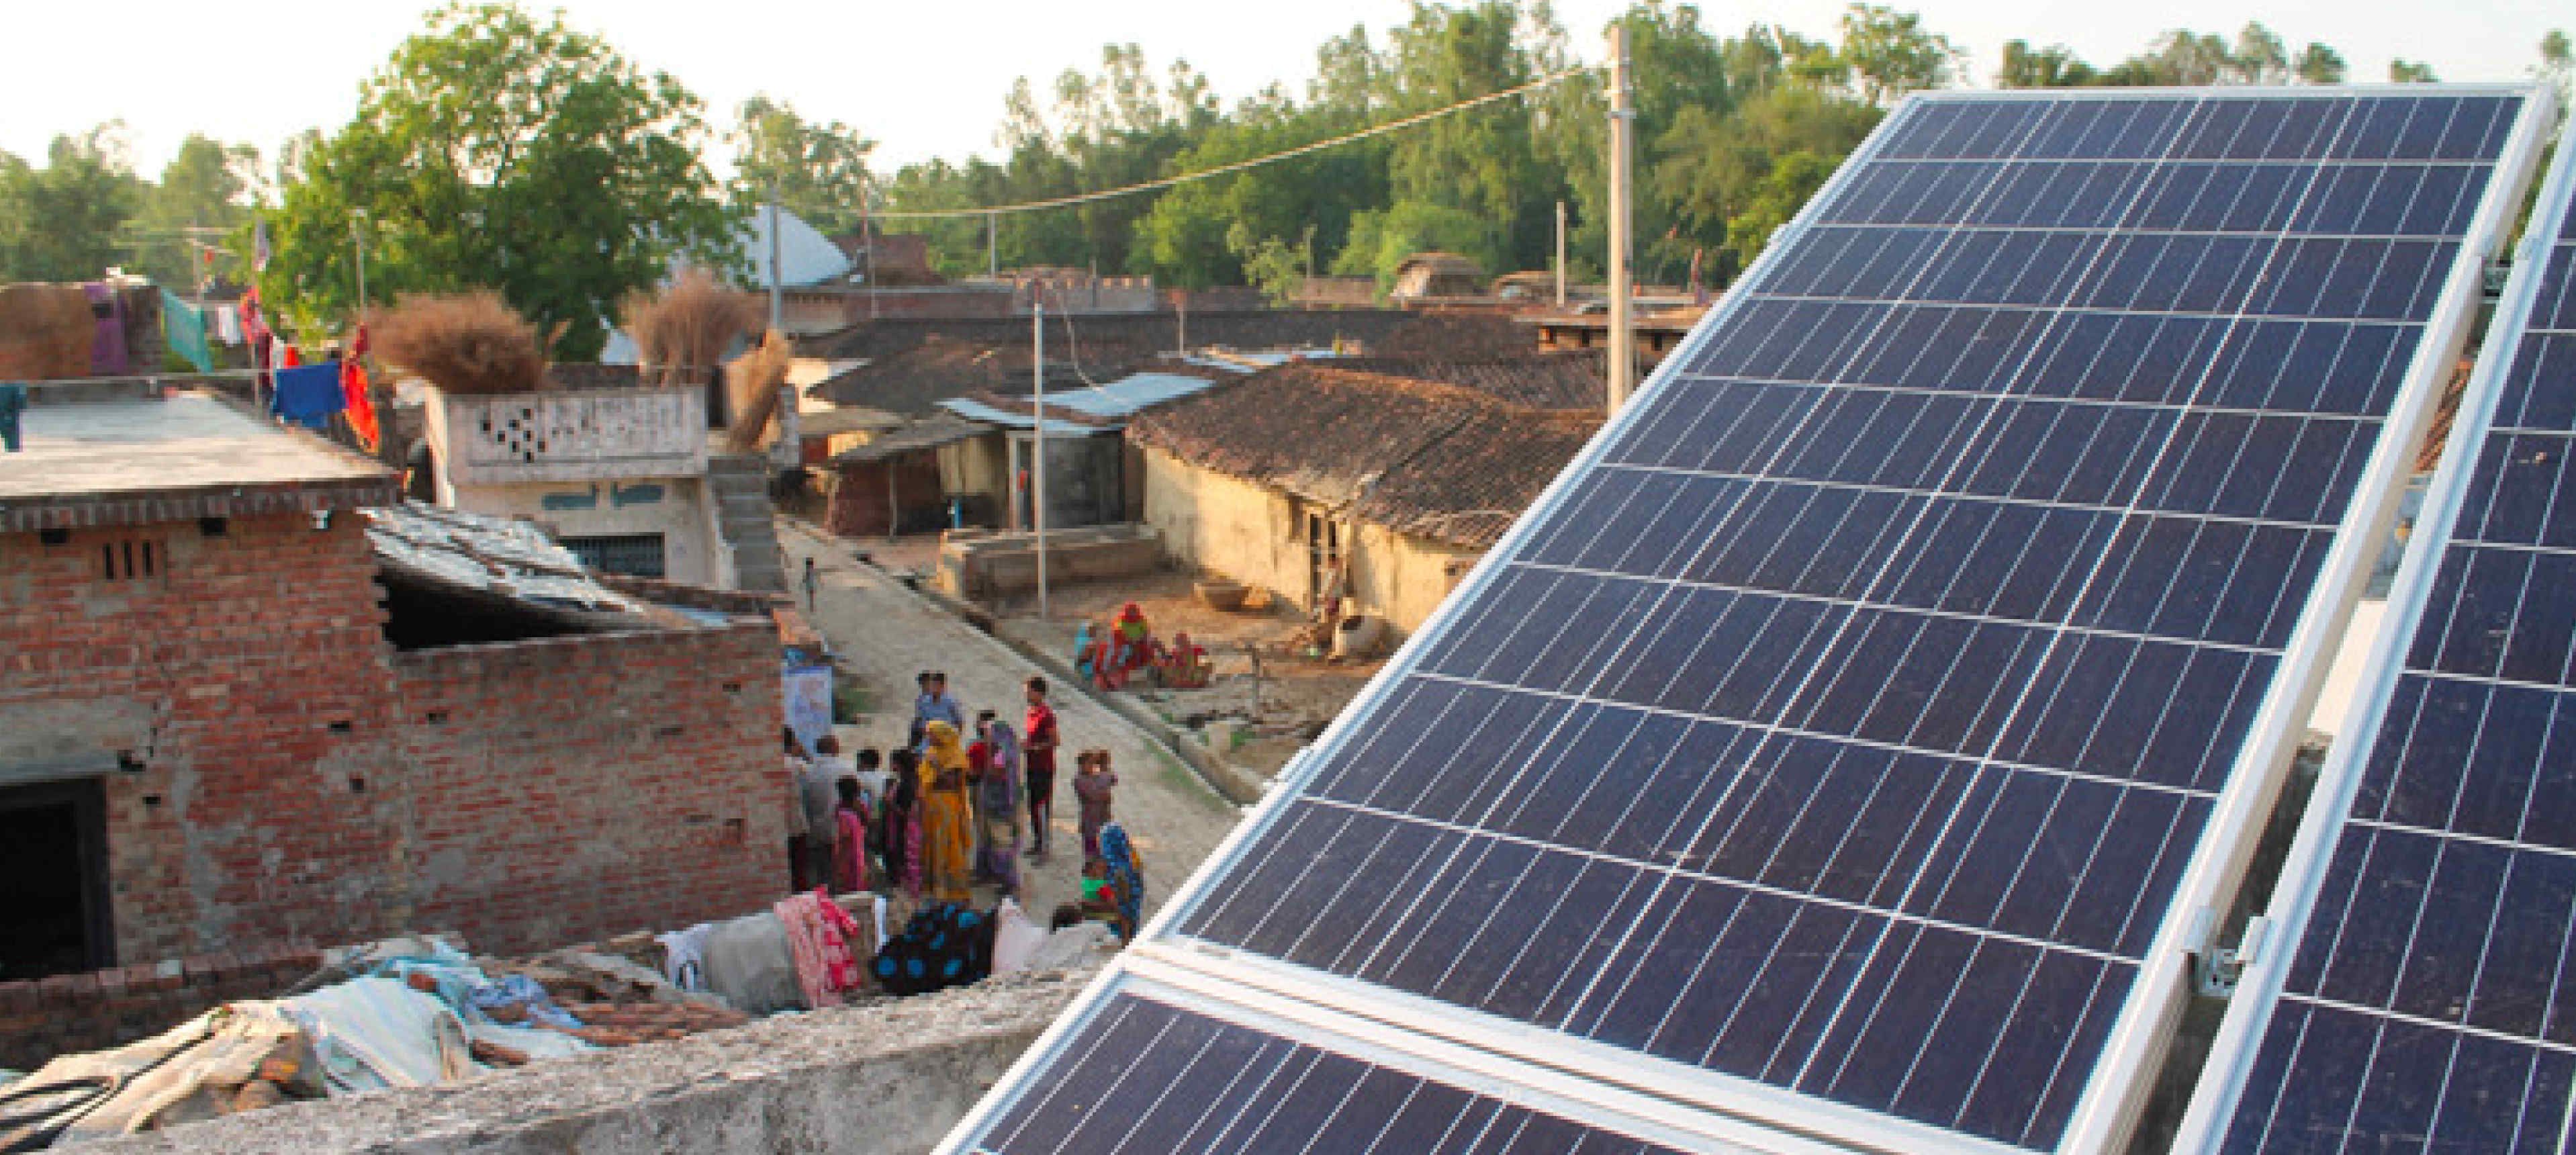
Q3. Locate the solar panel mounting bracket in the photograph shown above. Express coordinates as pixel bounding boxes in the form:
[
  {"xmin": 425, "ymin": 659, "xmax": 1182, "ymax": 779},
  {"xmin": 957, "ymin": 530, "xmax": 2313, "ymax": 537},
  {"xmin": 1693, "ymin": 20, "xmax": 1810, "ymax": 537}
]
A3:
[{"xmin": 2191, "ymin": 914, "xmax": 2270, "ymax": 999}]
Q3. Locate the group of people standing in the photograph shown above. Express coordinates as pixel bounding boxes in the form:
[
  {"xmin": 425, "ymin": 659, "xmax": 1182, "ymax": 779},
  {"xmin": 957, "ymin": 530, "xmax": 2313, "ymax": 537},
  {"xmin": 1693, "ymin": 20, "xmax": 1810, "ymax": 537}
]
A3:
[{"xmin": 782, "ymin": 670, "xmax": 1142, "ymax": 936}]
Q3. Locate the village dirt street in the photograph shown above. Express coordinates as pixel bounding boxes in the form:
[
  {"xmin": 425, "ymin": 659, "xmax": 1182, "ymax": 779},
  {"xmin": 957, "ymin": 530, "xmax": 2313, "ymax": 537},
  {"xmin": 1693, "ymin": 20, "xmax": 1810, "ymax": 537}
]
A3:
[{"xmin": 778, "ymin": 521, "xmax": 1246, "ymax": 925}]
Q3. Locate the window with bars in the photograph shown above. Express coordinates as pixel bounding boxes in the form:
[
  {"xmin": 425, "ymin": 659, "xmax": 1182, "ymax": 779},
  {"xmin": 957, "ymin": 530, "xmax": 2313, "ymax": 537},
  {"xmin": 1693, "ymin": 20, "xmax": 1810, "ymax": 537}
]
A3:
[
  {"xmin": 98, "ymin": 539, "xmax": 159, "ymax": 582},
  {"xmin": 561, "ymin": 533, "xmax": 666, "ymax": 579}
]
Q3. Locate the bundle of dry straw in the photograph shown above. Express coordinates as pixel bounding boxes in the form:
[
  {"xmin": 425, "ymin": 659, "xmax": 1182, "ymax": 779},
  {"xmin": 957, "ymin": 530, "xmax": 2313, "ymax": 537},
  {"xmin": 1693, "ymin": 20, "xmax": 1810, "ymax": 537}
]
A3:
[
  {"xmin": 723, "ymin": 330, "xmax": 794, "ymax": 453},
  {"xmin": 0, "ymin": 284, "xmax": 101, "ymax": 379},
  {"xmin": 623, "ymin": 269, "xmax": 759, "ymax": 387},
  {"xmin": 373, "ymin": 291, "xmax": 548, "ymax": 396}
]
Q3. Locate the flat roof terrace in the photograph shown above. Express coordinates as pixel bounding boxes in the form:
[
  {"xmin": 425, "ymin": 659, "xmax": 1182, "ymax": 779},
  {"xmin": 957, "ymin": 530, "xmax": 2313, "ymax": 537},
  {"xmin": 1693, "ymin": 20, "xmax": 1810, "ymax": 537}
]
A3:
[{"xmin": 0, "ymin": 387, "xmax": 398, "ymax": 532}]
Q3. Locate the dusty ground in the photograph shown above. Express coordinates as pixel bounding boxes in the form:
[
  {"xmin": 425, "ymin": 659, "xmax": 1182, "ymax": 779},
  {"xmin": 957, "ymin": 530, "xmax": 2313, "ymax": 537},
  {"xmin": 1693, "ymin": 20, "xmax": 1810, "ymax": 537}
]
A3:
[
  {"xmin": 835, "ymin": 532, "xmax": 944, "ymax": 581},
  {"xmin": 989, "ymin": 570, "xmax": 1383, "ymax": 778},
  {"xmin": 780, "ymin": 522, "xmax": 1244, "ymax": 925}
]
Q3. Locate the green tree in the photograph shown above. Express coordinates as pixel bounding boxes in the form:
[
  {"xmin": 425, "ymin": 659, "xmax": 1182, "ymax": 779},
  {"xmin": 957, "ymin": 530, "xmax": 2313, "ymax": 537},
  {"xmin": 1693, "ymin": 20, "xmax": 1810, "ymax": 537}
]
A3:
[
  {"xmin": 1331, "ymin": 200, "xmax": 1506, "ymax": 287},
  {"xmin": 1544, "ymin": 3, "xmax": 1739, "ymax": 285},
  {"xmin": 1723, "ymin": 150, "xmax": 1834, "ymax": 269},
  {"xmin": 1378, "ymin": 1, "xmax": 1558, "ymax": 273},
  {"xmin": 1655, "ymin": 85, "xmax": 1880, "ymax": 279},
  {"xmin": 2541, "ymin": 30, "xmax": 2572, "ymax": 109},
  {"xmin": 731, "ymin": 95, "xmax": 875, "ymax": 235},
  {"xmin": 1836, "ymin": 4, "xmax": 1963, "ymax": 105},
  {"xmin": 128, "ymin": 134, "xmax": 259, "ymax": 289},
  {"xmin": 1996, "ymin": 40, "xmax": 2099, "ymax": 87},
  {"xmin": 2293, "ymin": 44, "xmax": 2347, "ymax": 85},
  {"xmin": 1227, "ymin": 223, "xmax": 1314, "ymax": 304},
  {"xmin": 2229, "ymin": 24, "xmax": 2291, "ymax": 83},
  {"xmin": 2388, "ymin": 59, "xmax": 2439, "ymax": 83},
  {"xmin": 0, "ymin": 125, "xmax": 144, "ymax": 282},
  {"xmin": 2114, "ymin": 31, "xmax": 2232, "ymax": 85},
  {"xmin": 259, "ymin": 3, "xmax": 735, "ymax": 357}
]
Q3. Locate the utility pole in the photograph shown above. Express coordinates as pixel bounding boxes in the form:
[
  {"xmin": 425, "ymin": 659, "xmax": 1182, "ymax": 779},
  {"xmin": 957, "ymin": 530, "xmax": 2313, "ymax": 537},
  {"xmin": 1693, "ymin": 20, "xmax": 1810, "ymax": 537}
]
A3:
[
  {"xmin": 1606, "ymin": 24, "xmax": 1637, "ymax": 414},
  {"xmin": 766, "ymin": 181, "xmax": 784, "ymax": 333},
  {"xmin": 860, "ymin": 172, "xmax": 879, "ymax": 321},
  {"xmin": 1031, "ymin": 302, "xmax": 1050, "ymax": 618},
  {"xmin": 1554, "ymin": 199, "xmax": 1567, "ymax": 307},
  {"xmin": 987, "ymin": 212, "xmax": 999, "ymax": 279},
  {"xmin": 351, "ymin": 210, "xmax": 369, "ymax": 318}
]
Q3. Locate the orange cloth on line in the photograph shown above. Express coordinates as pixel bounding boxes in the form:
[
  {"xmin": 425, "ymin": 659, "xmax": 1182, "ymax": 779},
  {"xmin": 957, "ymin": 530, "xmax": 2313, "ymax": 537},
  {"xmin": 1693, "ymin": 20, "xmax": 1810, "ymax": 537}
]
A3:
[{"xmin": 918, "ymin": 722, "xmax": 975, "ymax": 905}]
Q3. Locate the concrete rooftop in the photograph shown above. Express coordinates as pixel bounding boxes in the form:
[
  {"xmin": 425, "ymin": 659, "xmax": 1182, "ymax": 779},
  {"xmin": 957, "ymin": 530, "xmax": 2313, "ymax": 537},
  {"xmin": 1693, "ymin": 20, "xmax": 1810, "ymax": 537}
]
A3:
[{"xmin": 0, "ymin": 391, "xmax": 400, "ymax": 532}]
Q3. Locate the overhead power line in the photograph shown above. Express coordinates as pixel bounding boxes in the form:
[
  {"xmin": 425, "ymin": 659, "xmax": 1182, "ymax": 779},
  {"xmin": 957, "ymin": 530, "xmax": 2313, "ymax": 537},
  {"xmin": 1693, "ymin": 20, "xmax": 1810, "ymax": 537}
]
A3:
[{"xmin": 872, "ymin": 66, "xmax": 1591, "ymax": 222}]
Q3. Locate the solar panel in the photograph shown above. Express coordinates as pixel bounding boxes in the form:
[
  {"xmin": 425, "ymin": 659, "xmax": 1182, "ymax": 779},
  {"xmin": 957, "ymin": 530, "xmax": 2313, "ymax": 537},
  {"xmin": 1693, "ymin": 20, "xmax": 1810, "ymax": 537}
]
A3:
[
  {"xmin": 941, "ymin": 87, "xmax": 2554, "ymax": 1155},
  {"xmin": 969, "ymin": 984, "xmax": 1699, "ymax": 1155},
  {"xmin": 2178, "ymin": 105, "xmax": 2576, "ymax": 1154}
]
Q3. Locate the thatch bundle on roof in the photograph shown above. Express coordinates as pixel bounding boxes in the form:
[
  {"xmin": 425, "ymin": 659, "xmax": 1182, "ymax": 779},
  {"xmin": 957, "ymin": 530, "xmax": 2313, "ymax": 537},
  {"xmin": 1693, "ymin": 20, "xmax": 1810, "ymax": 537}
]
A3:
[
  {"xmin": 0, "ymin": 284, "xmax": 100, "ymax": 379},
  {"xmin": 723, "ymin": 330, "xmax": 793, "ymax": 454},
  {"xmin": 623, "ymin": 269, "xmax": 758, "ymax": 387},
  {"xmin": 373, "ymin": 291, "xmax": 548, "ymax": 396}
]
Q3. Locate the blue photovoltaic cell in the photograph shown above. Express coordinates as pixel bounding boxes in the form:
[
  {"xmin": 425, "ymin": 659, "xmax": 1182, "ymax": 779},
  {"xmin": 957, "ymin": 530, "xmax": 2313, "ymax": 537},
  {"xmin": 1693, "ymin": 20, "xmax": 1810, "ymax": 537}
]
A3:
[
  {"xmin": 1177, "ymin": 91, "xmax": 2530, "ymax": 1151},
  {"xmin": 2217, "ymin": 135, "xmax": 2576, "ymax": 1154},
  {"xmin": 968, "ymin": 992, "xmax": 1688, "ymax": 1155}
]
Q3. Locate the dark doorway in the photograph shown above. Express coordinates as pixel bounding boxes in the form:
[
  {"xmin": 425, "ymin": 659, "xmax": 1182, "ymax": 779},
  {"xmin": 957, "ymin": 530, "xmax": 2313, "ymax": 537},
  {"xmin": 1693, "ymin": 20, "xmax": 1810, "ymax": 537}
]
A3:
[{"xmin": 0, "ymin": 779, "xmax": 113, "ymax": 980}]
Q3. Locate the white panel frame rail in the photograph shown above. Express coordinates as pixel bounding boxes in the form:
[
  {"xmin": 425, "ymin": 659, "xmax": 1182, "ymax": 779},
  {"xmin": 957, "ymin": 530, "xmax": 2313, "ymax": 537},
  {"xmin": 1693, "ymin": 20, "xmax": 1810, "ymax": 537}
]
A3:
[
  {"xmin": 934, "ymin": 84, "xmax": 2556, "ymax": 1155},
  {"xmin": 2166, "ymin": 98, "xmax": 2576, "ymax": 1155}
]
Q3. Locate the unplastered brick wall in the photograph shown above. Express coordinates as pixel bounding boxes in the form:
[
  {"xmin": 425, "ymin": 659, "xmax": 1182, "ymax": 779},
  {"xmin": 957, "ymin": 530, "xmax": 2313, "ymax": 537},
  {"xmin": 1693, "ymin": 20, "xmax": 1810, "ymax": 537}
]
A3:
[
  {"xmin": 0, "ymin": 945, "xmax": 322, "ymax": 1072},
  {"xmin": 0, "ymin": 514, "xmax": 410, "ymax": 963},
  {"xmin": 390, "ymin": 622, "xmax": 788, "ymax": 956}
]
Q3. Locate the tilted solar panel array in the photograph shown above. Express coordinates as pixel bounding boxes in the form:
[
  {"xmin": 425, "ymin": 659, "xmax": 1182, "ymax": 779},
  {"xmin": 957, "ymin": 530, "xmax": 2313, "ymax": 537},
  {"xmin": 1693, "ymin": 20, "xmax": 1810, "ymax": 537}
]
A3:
[
  {"xmin": 971, "ymin": 991, "xmax": 1692, "ymax": 1155},
  {"xmin": 2195, "ymin": 112, "xmax": 2576, "ymax": 1153},
  {"xmin": 941, "ymin": 87, "xmax": 2547, "ymax": 1155},
  {"xmin": 1167, "ymin": 91, "xmax": 2531, "ymax": 1152}
]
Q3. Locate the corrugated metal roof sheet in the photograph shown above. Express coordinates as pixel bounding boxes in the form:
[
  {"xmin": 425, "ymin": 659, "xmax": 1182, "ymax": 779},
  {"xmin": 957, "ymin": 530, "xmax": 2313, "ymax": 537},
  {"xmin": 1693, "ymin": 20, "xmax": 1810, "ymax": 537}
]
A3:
[
  {"xmin": 363, "ymin": 502, "xmax": 651, "ymax": 614},
  {"xmin": 935, "ymin": 398, "xmax": 1102, "ymax": 436},
  {"xmin": 830, "ymin": 416, "xmax": 988, "ymax": 464},
  {"xmin": 1042, "ymin": 372, "xmax": 1217, "ymax": 418}
]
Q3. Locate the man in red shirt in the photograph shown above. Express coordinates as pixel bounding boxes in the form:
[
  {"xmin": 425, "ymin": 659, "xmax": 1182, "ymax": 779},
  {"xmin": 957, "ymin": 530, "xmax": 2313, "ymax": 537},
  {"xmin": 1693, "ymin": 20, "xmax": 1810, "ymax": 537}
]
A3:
[{"xmin": 1023, "ymin": 676, "xmax": 1059, "ymax": 859}]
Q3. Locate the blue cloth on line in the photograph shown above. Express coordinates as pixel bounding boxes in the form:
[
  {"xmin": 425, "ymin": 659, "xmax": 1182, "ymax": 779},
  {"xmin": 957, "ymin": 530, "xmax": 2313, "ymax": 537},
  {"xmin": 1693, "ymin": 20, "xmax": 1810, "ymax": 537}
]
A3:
[
  {"xmin": 272, "ymin": 363, "xmax": 345, "ymax": 429},
  {"xmin": 0, "ymin": 383, "xmax": 25, "ymax": 452}
]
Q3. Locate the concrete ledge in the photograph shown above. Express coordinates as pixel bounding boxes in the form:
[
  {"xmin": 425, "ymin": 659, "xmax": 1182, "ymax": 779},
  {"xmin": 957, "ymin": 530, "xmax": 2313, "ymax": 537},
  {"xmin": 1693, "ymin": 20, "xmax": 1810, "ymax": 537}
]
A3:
[{"xmin": 80, "ymin": 966, "xmax": 1100, "ymax": 1155}]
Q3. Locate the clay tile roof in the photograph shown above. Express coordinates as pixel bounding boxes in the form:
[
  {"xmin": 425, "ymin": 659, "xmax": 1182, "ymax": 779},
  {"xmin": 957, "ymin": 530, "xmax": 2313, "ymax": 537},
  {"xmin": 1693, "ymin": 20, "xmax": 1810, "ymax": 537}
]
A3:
[
  {"xmin": 1127, "ymin": 363, "xmax": 1601, "ymax": 550},
  {"xmin": 1324, "ymin": 351, "xmax": 1605, "ymax": 412}
]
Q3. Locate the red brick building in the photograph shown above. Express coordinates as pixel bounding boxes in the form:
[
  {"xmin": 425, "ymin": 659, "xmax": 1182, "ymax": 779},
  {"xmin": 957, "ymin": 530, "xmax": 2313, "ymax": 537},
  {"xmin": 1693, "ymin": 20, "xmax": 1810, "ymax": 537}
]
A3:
[{"xmin": 0, "ymin": 384, "xmax": 788, "ymax": 983}]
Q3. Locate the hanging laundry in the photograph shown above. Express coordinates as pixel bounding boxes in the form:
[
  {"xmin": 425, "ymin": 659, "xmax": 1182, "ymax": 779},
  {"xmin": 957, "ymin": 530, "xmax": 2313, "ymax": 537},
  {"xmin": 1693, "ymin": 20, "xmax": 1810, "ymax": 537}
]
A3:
[
  {"xmin": 241, "ymin": 289, "xmax": 273, "ymax": 403},
  {"xmin": 342, "ymin": 324, "xmax": 380, "ymax": 451},
  {"xmin": 0, "ymin": 383, "xmax": 26, "ymax": 453},
  {"xmin": 273, "ymin": 363, "xmax": 344, "ymax": 430},
  {"xmin": 159, "ymin": 289, "xmax": 213, "ymax": 373}
]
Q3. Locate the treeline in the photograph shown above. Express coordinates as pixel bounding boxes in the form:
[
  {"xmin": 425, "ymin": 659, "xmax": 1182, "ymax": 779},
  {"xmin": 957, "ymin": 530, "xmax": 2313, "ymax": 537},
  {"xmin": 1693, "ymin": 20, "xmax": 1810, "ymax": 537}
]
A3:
[
  {"xmin": 0, "ymin": 130, "xmax": 259, "ymax": 288},
  {"xmin": 874, "ymin": 7, "xmax": 2573, "ymax": 293},
  {"xmin": 1, "ymin": 3, "xmax": 2568, "ymax": 356}
]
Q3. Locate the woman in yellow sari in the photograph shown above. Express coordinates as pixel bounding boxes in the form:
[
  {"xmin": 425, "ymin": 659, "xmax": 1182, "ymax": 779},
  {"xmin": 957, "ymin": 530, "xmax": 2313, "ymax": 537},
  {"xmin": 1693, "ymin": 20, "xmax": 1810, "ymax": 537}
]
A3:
[{"xmin": 918, "ymin": 721, "xmax": 976, "ymax": 905}]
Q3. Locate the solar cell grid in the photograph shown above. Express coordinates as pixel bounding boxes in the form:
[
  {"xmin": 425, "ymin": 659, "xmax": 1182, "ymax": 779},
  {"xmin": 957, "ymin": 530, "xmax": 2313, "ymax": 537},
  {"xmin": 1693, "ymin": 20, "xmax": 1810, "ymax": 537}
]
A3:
[
  {"xmin": 1173, "ymin": 89, "xmax": 2534, "ymax": 1152},
  {"xmin": 2209, "ymin": 114, "xmax": 2576, "ymax": 1154},
  {"xmin": 970, "ymin": 991, "xmax": 1692, "ymax": 1155}
]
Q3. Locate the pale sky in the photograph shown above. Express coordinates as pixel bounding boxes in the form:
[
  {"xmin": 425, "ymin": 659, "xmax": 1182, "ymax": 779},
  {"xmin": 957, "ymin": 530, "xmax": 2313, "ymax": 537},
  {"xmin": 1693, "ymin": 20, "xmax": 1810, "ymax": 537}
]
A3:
[{"xmin": 1, "ymin": 0, "xmax": 2563, "ymax": 183}]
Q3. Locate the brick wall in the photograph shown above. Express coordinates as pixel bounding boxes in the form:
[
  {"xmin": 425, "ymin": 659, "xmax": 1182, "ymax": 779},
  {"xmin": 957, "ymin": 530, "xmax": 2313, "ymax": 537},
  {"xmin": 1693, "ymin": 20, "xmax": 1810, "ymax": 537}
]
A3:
[
  {"xmin": 3, "ymin": 513, "xmax": 792, "ymax": 998},
  {"xmin": 0, "ymin": 945, "xmax": 322, "ymax": 1071},
  {"xmin": 389, "ymin": 623, "xmax": 788, "ymax": 956},
  {"xmin": 0, "ymin": 514, "xmax": 411, "ymax": 964}
]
